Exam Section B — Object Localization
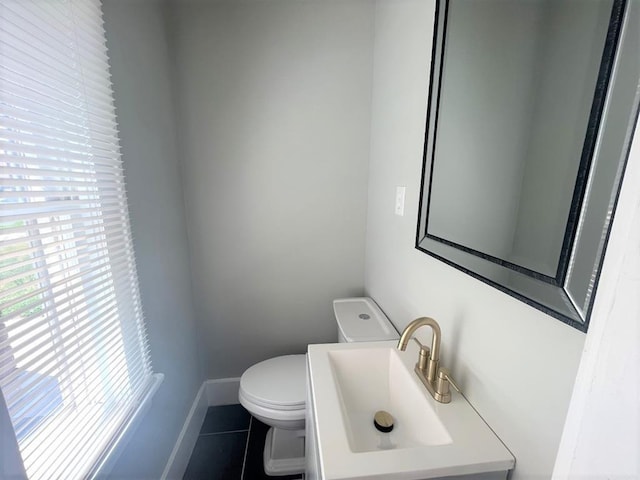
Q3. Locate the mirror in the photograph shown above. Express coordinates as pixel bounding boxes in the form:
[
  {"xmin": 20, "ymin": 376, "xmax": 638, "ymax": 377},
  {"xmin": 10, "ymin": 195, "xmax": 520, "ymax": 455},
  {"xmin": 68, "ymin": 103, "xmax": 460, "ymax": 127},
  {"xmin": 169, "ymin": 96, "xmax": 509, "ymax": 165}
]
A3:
[{"xmin": 416, "ymin": 0, "xmax": 639, "ymax": 331}]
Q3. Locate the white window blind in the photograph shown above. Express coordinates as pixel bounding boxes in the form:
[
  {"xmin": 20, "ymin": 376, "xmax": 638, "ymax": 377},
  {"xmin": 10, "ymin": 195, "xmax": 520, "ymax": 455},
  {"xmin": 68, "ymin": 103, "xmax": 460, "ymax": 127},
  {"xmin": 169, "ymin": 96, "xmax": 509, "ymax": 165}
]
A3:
[{"xmin": 0, "ymin": 1, "xmax": 158, "ymax": 478}]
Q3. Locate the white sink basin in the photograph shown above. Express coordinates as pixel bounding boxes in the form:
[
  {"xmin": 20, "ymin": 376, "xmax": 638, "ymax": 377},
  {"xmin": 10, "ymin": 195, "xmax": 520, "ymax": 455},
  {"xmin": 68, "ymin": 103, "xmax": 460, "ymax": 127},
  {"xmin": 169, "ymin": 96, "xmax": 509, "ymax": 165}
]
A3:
[
  {"xmin": 307, "ymin": 340, "xmax": 515, "ymax": 480},
  {"xmin": 328, "ymin": 348, "xmax": 451, "ymax": 452}
]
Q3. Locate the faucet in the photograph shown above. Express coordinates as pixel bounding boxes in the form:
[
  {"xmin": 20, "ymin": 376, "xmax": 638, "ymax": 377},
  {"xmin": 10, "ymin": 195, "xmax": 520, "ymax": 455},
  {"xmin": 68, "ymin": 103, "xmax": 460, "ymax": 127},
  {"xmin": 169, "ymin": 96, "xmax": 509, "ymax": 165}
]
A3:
[{"xmin": 397, "ymin": 317, "xmax": 459, "ymax": 403}]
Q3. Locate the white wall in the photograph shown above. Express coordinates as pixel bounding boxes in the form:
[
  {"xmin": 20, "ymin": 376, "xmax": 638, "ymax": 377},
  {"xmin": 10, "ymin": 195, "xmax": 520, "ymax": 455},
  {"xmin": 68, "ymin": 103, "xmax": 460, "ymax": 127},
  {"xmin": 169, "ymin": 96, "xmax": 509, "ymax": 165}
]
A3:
[
  {"xmin": 102, "ymin": 1, "xmax": 202, "ymax": 478},
  {"xmin": 168, "ymin": 0, "xmax": 375, "ymax": 379},
  {"xmin": 365, "ymin": 1, "xmax": 586, "ymax": 479}
]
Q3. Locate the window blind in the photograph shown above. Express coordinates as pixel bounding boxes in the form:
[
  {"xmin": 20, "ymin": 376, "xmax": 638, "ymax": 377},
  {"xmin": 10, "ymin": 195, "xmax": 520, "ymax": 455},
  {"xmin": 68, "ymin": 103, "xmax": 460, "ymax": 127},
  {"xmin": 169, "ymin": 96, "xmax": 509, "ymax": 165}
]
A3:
[{"xmin": 0, "ymin": 1, "xmax": 157, "ymax": 478}]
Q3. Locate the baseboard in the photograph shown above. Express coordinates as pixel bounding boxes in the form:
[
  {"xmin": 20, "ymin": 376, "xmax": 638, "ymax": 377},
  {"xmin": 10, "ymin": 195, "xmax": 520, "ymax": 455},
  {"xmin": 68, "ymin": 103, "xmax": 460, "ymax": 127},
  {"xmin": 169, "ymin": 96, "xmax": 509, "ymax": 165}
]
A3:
[
  {"xmin": 205, "ymin": 377, "xmax": 241, "ymax": 406},
  {"xmin": 160, "ymin": 378, "xmax": 241, "ymax": 479},
  {"xmin": 160, "ymin": 383, "xmax": 207, "ymax": 480}
]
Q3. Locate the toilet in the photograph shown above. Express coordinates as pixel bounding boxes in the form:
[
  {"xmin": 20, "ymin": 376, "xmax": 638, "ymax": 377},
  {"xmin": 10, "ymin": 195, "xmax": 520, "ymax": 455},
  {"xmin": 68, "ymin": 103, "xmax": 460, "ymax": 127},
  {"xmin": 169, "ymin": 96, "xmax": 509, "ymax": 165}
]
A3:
[{"xmin": 239, "ymin": 297, "xmax": 399, "ymax": 476}]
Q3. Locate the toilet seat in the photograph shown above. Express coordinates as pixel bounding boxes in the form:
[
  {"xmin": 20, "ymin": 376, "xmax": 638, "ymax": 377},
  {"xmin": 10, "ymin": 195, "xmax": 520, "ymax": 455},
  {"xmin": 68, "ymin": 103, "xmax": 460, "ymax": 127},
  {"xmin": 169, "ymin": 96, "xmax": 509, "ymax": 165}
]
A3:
[{"xmin": 239, "ymin": 355, "xmax": 306, "ymax": 412}]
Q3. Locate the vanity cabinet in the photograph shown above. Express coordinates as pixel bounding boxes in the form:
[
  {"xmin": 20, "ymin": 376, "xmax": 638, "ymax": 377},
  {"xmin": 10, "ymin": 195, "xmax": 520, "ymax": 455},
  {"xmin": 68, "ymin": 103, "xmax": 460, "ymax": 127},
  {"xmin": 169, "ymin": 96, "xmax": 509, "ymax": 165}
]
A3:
[{"xmin": 305, "ymin": 357, "xmax": 322, "ymax": 480}]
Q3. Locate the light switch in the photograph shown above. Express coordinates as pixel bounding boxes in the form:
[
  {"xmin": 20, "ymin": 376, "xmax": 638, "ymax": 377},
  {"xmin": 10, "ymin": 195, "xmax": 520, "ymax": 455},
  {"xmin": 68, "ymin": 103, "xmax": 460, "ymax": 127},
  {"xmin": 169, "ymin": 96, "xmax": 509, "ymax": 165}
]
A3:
[{"xmin": 395, "ymin": 186, "xmax": 406, "ymax": 216}]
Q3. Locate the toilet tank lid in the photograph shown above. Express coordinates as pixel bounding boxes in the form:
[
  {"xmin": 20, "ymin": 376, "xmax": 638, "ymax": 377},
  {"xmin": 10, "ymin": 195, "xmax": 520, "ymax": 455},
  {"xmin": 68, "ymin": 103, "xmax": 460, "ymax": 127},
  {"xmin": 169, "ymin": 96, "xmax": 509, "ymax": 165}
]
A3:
[{"xmin": 333, "ymin": 297, "xmax": 399, "ymax": 342}]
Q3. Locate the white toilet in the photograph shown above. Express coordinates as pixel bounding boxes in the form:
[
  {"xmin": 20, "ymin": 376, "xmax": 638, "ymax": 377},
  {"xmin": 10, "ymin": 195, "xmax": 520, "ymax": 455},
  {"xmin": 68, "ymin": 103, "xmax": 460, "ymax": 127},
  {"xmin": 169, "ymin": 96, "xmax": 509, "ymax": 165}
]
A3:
[{"xmin": 239, "ymin": 297, "xmax": 399, "ymax": 476}]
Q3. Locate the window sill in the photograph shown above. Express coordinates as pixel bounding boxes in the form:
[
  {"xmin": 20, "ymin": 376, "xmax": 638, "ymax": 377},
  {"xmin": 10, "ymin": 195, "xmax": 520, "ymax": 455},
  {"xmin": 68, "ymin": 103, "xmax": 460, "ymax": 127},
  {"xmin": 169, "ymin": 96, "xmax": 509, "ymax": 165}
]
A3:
[{"xmin": 89, "ymin": 373, "xmax": 164, "ymax": 479}]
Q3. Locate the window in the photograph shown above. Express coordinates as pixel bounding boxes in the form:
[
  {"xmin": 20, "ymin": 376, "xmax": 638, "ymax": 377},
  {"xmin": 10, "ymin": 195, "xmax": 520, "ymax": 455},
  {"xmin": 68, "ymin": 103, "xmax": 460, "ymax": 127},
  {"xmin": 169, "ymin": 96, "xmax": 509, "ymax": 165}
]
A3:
[{"xmin": 0, "ymin": 1, "xmax": 160, "ymax": 478}]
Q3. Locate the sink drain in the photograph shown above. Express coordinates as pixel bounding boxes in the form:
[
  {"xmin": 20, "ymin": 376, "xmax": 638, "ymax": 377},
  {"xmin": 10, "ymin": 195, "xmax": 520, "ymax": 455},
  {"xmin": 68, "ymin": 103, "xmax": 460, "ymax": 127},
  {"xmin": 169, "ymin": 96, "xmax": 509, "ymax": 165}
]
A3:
[{"xmin": 373, "ymin": 410, "xmax": 394, "ymax": 433}]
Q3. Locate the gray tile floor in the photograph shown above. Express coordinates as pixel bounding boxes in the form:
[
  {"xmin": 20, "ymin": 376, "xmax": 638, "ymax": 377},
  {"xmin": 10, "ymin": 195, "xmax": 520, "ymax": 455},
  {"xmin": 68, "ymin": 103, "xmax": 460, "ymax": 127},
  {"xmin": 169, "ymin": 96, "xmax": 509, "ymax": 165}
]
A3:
[{"xmin": 183, "ymin": 404, "xmax": 304, "ymax": 480}]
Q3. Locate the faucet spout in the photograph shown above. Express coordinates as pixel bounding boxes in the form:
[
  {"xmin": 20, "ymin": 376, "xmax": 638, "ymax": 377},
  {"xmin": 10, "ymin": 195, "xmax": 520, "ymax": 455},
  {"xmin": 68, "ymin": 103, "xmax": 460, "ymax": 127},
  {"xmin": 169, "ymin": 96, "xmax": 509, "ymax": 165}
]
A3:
[{"xmin": 397, "ymin": 316, "xmax": 441, "ymax": 366}]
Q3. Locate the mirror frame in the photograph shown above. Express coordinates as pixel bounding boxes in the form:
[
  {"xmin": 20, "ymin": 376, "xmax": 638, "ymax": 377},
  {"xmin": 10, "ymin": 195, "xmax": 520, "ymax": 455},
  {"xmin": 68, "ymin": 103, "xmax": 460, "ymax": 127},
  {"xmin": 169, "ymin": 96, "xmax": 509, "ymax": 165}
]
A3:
[{"xmin": 416, "ymin": 0, "xmax": 637, "ymax": 331}]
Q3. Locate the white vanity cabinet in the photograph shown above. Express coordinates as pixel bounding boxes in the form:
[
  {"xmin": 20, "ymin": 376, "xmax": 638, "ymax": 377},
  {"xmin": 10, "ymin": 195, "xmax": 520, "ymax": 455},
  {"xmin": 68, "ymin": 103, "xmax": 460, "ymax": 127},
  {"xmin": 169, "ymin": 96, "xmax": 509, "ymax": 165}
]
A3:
[{"xmin": 305, "ymin": 357, "xmax": 322, "ymax": 480}]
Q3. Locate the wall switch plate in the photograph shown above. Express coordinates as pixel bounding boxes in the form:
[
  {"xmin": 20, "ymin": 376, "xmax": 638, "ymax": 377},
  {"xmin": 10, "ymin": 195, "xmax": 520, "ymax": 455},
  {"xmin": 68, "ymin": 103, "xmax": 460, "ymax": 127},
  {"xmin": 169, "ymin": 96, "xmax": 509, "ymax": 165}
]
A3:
[{"xmin": 395, "ymin": 186, "xmax": 406, "ymax": 216}]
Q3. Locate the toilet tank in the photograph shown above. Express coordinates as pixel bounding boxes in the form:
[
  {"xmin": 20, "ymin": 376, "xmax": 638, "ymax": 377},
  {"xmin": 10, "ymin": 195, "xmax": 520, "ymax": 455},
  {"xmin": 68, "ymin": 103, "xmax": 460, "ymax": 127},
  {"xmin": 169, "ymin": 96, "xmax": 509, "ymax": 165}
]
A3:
[{"xmin": 333, "ymin": 297, "xmax": 399, "ymax": 343}]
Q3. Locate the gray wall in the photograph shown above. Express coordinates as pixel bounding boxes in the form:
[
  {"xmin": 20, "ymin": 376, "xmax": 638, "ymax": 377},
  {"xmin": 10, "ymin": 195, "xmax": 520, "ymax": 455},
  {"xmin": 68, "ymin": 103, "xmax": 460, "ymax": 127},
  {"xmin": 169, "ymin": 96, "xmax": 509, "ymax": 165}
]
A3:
[
  {"xmin": 103, "ymin": 1, "xmax": 202, "ymax": 478},
  {"xmin": 365, "ymin": 1, "xmax": 586, "ymax": 479},
  {"xmin": 168, "ymin": 0, "xmax": 375, "ymax": 378}
]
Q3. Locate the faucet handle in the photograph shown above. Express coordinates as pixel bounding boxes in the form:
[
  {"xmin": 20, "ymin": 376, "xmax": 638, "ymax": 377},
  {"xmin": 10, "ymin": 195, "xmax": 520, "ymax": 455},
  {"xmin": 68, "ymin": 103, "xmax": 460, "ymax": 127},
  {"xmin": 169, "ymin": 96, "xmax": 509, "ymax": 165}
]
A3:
[
  {"xmin": 436, "ymin": 368, "xmax": 462, "ymax": 395},
  {"xmin": 440, "ymin": 368, "xmax": 462, "ymax": 393},
  {"xmin": 417, "ymin": 345, "xmax": 430, "ymax": 372},
  {"xmin": 409, "ymin": 337, "xmax": 432, "ymax": 373}
]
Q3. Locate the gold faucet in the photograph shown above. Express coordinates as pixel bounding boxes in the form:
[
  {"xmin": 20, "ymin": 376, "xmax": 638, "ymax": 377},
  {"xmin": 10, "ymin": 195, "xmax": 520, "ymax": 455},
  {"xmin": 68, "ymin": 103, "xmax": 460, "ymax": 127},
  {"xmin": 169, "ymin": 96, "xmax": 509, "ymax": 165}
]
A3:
[{"xmin": 397, "ymin": 317, "xmax": 459, "ymax": 404}]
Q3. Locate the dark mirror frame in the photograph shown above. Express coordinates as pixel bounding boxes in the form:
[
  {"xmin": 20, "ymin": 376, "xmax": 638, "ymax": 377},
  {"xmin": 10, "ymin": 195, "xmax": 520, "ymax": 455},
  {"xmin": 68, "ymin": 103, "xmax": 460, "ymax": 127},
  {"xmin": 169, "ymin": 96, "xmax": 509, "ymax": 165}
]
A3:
[{"xmin": 416, "ymin": 0, "xmax": 639, "ymax": 331}]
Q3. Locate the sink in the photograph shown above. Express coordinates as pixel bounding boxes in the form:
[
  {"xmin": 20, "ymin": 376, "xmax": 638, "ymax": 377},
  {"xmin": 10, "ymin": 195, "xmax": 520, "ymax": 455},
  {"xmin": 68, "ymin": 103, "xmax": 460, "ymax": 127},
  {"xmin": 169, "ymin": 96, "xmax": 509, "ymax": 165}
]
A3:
[
  {"xmin": 307, "ymin": 340, "xmax": 515, "ymax": 480},
  {"xmin": 328, "ymin": 348, "xmax": 451, "ymax": 452}
]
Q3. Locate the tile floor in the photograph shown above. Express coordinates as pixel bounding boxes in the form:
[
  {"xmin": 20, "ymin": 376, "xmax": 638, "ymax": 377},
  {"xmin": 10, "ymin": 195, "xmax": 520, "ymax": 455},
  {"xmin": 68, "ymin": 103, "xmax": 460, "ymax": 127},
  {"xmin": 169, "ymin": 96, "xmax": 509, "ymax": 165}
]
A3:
[{"xmin": 183, "ymin": 404, "xmax": 304, "ymax": 480}]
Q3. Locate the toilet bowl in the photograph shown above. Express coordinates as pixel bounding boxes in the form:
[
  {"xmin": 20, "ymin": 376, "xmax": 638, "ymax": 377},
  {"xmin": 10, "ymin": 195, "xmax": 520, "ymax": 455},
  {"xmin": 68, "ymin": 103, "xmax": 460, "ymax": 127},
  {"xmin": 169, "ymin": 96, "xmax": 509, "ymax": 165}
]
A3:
[
  {"xmin": 239, "ymin": 297, "xmax": 399, "ymax": 476},
  {"xmin": 239, "ymin": 355, "xmax": 306, "ymax": 475}
]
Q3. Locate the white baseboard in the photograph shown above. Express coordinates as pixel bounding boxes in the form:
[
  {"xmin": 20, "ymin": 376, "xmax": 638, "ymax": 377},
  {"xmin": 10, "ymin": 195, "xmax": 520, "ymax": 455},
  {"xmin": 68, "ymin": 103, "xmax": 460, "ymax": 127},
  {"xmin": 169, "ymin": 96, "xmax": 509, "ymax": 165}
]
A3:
[
  {"xmin": 161, "ymin": 383, "xmax": 207, "ymax": 480},
  {"xmin": 161, "ymin": 378, "xmax": 241, "ymax": 479}
]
